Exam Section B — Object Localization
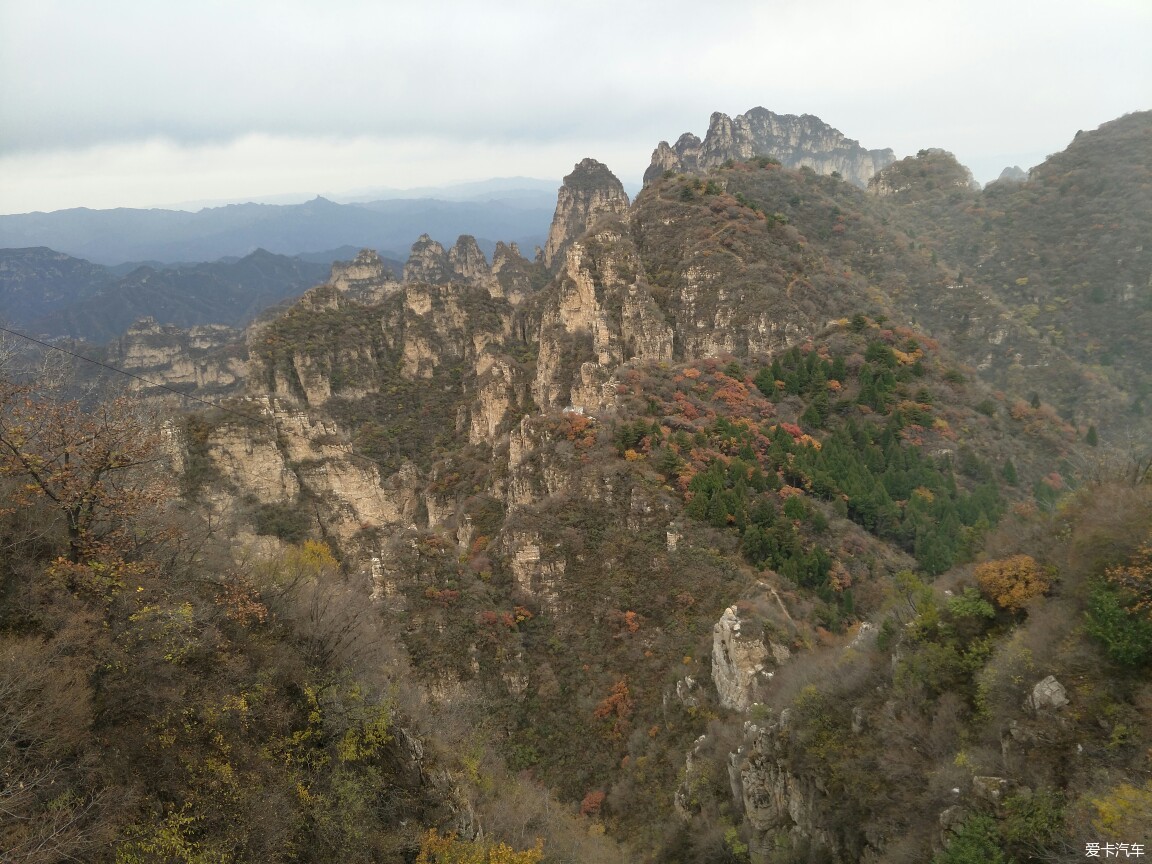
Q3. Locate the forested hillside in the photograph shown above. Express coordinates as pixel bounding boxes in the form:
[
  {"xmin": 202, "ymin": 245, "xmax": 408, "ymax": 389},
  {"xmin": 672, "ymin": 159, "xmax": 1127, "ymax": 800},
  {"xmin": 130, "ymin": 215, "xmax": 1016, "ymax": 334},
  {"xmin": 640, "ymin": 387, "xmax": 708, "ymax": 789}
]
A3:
[{"xmin": 0, "ymin": 247, "xmax": 335, "ymax": 341}]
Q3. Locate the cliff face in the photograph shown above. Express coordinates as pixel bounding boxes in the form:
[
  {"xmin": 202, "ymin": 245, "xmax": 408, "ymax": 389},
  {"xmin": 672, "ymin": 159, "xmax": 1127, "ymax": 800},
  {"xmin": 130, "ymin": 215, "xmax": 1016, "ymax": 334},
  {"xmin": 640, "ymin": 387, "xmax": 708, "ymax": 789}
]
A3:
[
  {"xmin": 542, "ymin": 159, "xmax": 631, "ymax": 268},
  {"xmin": 111, "ymin": 317, "xmax": 247, "ymax": 392},
  {"xmin": 733, "ymin": 711, "xmax": 851, "ymax": 863},
  {"xmin": 532, "ymin": 222, "xmax": 674, "ymax": 411},
  {"xmin": 644, "ymin": 107, "xmax": 895, "ymax": 188}
]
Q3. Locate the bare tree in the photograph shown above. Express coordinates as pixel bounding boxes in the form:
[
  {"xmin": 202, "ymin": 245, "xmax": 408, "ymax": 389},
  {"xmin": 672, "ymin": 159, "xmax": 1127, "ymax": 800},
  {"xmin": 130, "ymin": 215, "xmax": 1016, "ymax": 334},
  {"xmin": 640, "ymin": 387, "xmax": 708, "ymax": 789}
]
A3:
[{"xmin": 0, "ymin": 379, "xmax": 169, "ymax": 573}]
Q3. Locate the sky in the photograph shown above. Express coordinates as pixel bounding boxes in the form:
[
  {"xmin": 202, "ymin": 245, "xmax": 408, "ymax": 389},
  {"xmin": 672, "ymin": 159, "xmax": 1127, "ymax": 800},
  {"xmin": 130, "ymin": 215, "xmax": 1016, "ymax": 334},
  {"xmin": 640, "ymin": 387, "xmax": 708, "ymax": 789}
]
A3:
[{"xmin": 1, "ymin": 0, "xmax": 1149, "ymax": 214}]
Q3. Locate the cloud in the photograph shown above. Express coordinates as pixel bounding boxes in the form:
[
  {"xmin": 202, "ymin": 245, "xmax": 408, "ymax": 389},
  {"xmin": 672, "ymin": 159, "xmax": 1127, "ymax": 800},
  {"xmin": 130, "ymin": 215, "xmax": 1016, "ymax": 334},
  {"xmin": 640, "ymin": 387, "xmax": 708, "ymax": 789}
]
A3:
[
  {"xmin": 1, "ymin": 0, "xmax": 1149, "ymax": 211},
  {"xmin": 0, "ymin": 133, "xmax": 659, "ymax": 213}
]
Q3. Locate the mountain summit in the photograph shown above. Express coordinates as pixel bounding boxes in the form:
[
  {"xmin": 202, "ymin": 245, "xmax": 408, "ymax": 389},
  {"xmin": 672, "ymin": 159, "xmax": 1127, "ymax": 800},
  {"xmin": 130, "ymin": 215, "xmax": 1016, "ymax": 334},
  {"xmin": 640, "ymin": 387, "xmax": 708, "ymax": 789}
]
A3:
[
  {"xmin": 542, "ymin": 158, "xmax": 630, "ymax": 267},
  {"xmin": 644, "ymin": 107, "xmax": 895, "ymax": 187}
]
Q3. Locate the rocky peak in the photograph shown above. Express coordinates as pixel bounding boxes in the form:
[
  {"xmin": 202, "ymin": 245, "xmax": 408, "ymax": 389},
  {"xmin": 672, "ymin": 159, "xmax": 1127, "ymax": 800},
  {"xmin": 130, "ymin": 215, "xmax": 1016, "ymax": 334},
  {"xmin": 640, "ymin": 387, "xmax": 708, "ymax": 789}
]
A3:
[
  {"xmin": 542, "ymin": 158, "xmax": 630, "ymax": 268},
  {"xmin": 996, "ymin": 165, "xmax": 1029, "ymax": 183},
  {"xmin": 491, "ymin": 241, "xmax": 521, "ymax": 269},
  {"xmin": 643, "ymin": 107, "xmax": 895, "ymax": 188},
  {"xmin": 403, "ymin": 234, "xmax": 453, "ymax": 284},
  {"xmin": 447, "ymin": 235, "xmax": 489, "ymax": 283},
  {"xmin": 329, "ymin": 248, "xmax": 391, "ymax": 292},
  {"xmin": 490, "ymin": 241, "xmax": 535, "ymax": 304},
  {"xmin": 712, "ymin": 605, "xmax": 768, "ymax": 712}
]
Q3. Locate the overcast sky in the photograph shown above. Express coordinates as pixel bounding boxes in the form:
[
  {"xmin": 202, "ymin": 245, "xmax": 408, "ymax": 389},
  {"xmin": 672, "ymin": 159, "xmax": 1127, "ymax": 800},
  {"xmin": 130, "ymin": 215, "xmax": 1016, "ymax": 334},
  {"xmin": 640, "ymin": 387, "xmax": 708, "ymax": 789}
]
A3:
[{"xmin": 1, "ymin": 0, "xmax": 1149, "ymax": 214}]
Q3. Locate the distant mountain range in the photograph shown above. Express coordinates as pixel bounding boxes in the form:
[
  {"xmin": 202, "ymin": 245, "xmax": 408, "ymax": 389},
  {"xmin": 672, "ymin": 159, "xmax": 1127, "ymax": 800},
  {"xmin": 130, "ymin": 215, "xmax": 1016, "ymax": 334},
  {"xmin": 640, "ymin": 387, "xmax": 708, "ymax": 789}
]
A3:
[
  {"xmin": 0, "ymin": 246, "xmax": 370, "ymax": 342},
  {"xmin": 0, "ymin": 188, "xmax": 555, "ymax": 266}
]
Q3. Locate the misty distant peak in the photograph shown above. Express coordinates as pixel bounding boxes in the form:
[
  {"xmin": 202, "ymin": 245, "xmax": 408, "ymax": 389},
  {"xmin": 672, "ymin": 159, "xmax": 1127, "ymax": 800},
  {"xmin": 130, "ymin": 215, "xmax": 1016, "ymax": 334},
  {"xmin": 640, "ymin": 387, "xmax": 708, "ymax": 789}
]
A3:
[{"xmin": 645, "ymin": 107, "xmax": 895, "ymax": 187}]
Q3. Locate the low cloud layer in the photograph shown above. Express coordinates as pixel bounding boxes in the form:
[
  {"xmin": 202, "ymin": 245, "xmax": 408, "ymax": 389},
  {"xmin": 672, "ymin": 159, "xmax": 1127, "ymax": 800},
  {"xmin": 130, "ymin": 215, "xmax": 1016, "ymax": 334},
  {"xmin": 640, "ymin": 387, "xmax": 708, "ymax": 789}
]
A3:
[{"xmin": 2, "ymin": 0, "xmax": 1149, "ymax": 212}]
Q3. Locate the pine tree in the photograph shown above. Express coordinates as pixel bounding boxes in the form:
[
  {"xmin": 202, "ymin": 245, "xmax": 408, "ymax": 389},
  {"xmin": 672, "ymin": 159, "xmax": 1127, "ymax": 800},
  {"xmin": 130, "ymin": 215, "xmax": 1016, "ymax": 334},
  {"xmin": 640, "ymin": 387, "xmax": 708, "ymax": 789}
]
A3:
[{"xmin": 1001, "ymin": 459, "xmax": 1019, "ymax": 486}]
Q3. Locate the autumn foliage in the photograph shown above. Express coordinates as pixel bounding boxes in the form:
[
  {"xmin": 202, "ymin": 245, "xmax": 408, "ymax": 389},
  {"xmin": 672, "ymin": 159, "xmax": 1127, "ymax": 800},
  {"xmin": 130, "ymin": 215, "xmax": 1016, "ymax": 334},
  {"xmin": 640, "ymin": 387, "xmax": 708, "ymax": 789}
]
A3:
[
  {"xmin": 975, "ymin": 554, "xmax": 1051, "ymax": 611},
  {"xmin": 416, "ymin": 828, "xmax": 544, "ymax": 864},
  {"xmin": 593, "ymin": 679, "xmax": 634, "ymax": 740},
  {"xmin": 0, "ymin": 381, "xmax": 168, "ymax": 567},
  {"xmin": 580, "ymin": 789, "xmax": 606, "ymax": 817},
  {"xmin": 1103, "ymin": 537, "xmax": 1152, "ymax": 620}
]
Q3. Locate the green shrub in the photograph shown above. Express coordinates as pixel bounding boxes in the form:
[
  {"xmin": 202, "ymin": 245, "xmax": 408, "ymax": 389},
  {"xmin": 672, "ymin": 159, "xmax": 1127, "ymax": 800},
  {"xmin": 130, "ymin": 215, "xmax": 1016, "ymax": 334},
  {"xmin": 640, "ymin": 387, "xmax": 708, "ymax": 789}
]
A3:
[
  {"xmin": 933, "ymin": 815, "xmax": 1007, "ymax": 864},
  {"xmin": 1086, "ymin": 583, "xmax": 1152, "ymax": 667}
]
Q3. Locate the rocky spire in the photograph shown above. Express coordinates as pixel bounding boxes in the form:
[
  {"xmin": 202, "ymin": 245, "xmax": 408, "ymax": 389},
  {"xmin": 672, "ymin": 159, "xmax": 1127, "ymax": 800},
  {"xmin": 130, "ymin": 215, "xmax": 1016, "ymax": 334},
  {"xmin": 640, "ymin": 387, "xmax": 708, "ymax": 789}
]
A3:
[
  {"xmin": 447, "ymin": 235, "xmax": 489, "ymax": 282},
  {"xmin": 542, "ymin": 158, "xmax": 630, "ymax": 268},
  {"xmin": 490, "ymin": 241, "xmax": 534, "ymax": 304},
  {"xmin": 328, "ymin": 248, "xmax": 391, "ymax": 292},
  {"xmin": 402, "ymin": 234, "xmax": 452, "ymax": 284}
]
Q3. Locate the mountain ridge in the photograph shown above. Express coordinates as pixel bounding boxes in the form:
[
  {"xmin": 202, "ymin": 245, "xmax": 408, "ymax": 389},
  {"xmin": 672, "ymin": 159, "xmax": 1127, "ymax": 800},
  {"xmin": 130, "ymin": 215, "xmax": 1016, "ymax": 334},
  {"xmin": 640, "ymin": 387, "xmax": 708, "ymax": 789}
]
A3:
[
  {"xmin": 645, "ymin": 106, "xmax": 896, "ymax": 188},
  {"xmin": 0, "ymin": 193, "xmax": 551, "ymax": 266},
  {"xmin": 0, "ymin": 246, "xmax": 342, "ymax": 342}
]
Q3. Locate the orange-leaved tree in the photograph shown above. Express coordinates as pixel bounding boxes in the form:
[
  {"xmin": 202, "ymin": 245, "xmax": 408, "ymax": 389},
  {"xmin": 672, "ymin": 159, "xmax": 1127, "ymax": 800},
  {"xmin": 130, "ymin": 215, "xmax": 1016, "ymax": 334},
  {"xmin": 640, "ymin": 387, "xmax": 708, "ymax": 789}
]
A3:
[
  {"xmin": 1103, "ymin": 537, "xmax": 1152, "ymax": 617},
  {"xmin": 975, "ymin": 554, "xmax": 1052, "ymax": 611}
]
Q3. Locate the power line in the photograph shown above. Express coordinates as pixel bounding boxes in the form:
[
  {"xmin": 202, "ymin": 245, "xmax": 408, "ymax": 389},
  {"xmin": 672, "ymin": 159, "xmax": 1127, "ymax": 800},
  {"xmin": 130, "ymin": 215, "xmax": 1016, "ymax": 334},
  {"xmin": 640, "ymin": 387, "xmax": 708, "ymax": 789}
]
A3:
[{"xmin": 0, "ymin": 324, "xmax": 275, "ymax": 428}]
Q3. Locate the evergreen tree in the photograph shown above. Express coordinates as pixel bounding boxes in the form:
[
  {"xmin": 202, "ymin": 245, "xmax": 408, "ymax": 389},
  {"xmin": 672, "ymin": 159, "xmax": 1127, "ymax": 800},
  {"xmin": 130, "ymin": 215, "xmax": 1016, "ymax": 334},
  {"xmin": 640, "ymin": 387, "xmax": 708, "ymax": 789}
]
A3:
[{"xmin": 1001, "ymin": 459, "xmax": 1019, "ymax": 486}]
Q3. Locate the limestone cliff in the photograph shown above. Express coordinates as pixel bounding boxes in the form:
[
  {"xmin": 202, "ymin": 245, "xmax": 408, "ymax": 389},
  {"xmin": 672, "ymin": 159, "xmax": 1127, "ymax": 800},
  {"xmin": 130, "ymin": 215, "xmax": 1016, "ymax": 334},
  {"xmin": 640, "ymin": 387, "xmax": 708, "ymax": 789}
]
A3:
[
  {"xmin": 542, "ymin": 159, "xmax": 630, "ymax": 268},
  {"xmin": 403, "ymin": 234, "xmax": 455, "ymax": 284},
  {"xmin": 446, "ymin": 235, "xmax": 490, "ymax": 284},
  {"xmin": 330, "ymin": 248, "xmax": 391, "ymax": 287},
  {"xmin": 111, "ymin": 317, "xmax": 247, "ymax": 392},
  {"xmin": 184, "ymin": 397, "xmax": 425, "ymax": 546},
  {"xmin": 732, "ymin": 711, "xmax": 849, "ymax": 863},
  {"xmin": 489, "ymin": 241, "xmax": 537, "ymax": 304},
  {"xmin": 644, "ymin": 107, "xmax": 895, "ymax": 188},
  {"xmin": 532, "ymin": 224, "xmax": 673, "ymax": 411},
  {"xmin": 712, "ymin": 605, "xmax": 771, "ymax": 712}
]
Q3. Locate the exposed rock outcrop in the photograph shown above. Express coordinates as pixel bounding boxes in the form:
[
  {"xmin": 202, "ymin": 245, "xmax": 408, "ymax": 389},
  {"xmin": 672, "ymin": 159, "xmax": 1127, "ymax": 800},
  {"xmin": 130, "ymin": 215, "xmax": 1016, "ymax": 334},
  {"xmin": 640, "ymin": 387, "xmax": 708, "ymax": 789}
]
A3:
[
  {"xmin": 329, "ymin": 248, "xmax": 394, "ymax": 293},
  {"xmin": 503, "ymin": 529, "xmax": 565, "ymax": 614},
  {"xmin": 489, "ymin": 241, "xmax": 536, "ymax": 304},
  {"xmin": 469, "ymin": 355, "xmax": 525, "ymax": 444},
  {"xmin": 532, "ymin": 225, "xmax": 673, "ymax": 411},
  {"xmin": 189, "ymin": 399, "xmax": 425, "ymax": 545},
  {"xmin": 732, "ymin": 711, "xmax": 846, "ymax": 862},
  {"xmin": 403, "ymin": 234, "xmax": 454, "ymax": 284},
  {"xmin": 712, "ymin": 605, "xmax": 771, "ymax": 712},
  {"xmin": 972, "ymin": 775, "xmax": 1013, "ymax": 804},
  {"xmin": 644, "ymin": 108, "xmax": 895, "ymax": 188},
  {"xmin": 1026, "ymin": 675, "xmax": 1069, "ymax": 711},
  {"xmin": 542, "ymin": 159, "xmax": 630, "ymax": 267},
  {"xmin": 996, "ymin": 165, "xmax": 1028, "ymax": 183},
  {"xmin": 447, "ymin": 235, "xmax": 489, "ymax": 284},
  {"xmin": 112, "ymin": 317, "xmax": 247, "ymax": 392}
]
